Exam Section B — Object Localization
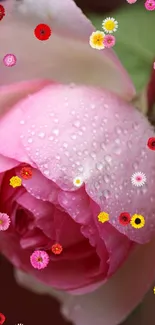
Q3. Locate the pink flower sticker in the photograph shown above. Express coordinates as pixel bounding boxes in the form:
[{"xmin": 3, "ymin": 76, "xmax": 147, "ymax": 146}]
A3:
[
  {"xmin": 0, "ymin": 213, "xmax": 11, "ymax": 231},
  {"xmin": 30, "ymin": 250, "xmax": 49, "ymax": 269},
  {"xmin": 145, "ymin": 0, "xmax": 155, "ymax": 10},
  {"xmin": 3, "ymin": 54, "xmax": 17, "ymax": 67},
  {"xmin": 103, "ymin": 35, "xmax": 116, "ymax": 48}
]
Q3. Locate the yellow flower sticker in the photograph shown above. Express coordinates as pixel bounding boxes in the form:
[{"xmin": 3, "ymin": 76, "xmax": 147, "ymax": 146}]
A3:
[
  {"xmin": 89, "ymin": 31, "xmax": 105, "ymax": 50},
  {"xmin": 98, "ymin": 211, "xmax": 109, "ymax": 223},
  {"xmin": 130, "ymin": 214, "xmax": 145, "ymax": 229},
  {"xmin": 10, "ymin": 176, "xmax": 22, "ymax": 188}
]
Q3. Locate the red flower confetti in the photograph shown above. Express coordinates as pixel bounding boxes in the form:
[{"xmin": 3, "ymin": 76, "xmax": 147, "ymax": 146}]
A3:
[
  {"xmin": 118, "ymin": 212, "xmax": 131, "ymax": 225},
  {"xmin": 0, "ymin": 5, "xmax": 5, "ymax": 21},
  {"xmin": 0, "ymin": 313, "xmax": 6, "ymax": 325},
  {"xmin": 34, "ymin": 24, "xmax": 51, "ymax": 41},
  {"xmin": 20, "ymin": 166, "xmax": 33, "ymax": 179},
  {"xmin": 147, "ymin": 137, "xmax": 155, "ymax": 150},
  {"xmin": 51, "ymin": 243, "xmax": 63, "ymax": 255}
]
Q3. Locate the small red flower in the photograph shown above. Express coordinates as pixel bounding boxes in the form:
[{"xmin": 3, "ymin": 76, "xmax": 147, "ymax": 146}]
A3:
[
  {"xmin": 20, "ymin": 166, "xmax": 33, "ymax": 179},
  {"xmin": 0, "ymin": 5, "xmax": 5, "ymax": 21},
  {"xmin": 34, "ymin": 24, "xmax": 51, "ymax": 41},
  {"xmin": 51, "ymin": 243, "xmax": 63, "ymax": 255},
  {"xmin": 147, "ymin": 137, "xmax": 155, "ymax": 150},
  {"xmin": 0, "ymin": 313, "xmax": 6, "ymax": 325},
  {"xmin": 118, "ymin": 212, "xmax": 131, "ymax": 225}
]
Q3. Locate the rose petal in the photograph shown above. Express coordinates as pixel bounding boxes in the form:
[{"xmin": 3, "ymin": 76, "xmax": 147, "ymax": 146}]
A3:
[
  {"xmin": 0, "ymin": 80, "xmax": 50, "ymax": 117},
  {"xmin": 14, "ymin": 236, "xmax": 155, "ymax": 325},
  {"xmin": 0, "ymin": 0, "xmax": 135, "ymax": 100},
  {"xmin": 0, "ymin": 155, "xmax": 19, "ymax": 172},
  {"xmin": 10, "ymin": 83, "xmax": 155, "ymax": 244}
]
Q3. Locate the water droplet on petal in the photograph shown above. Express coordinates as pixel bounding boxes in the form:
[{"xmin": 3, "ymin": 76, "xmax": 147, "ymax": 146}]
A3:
[
  {"xmin": 96, "ymin": 162, "xmax": 104, "ymax": 170},
  {"xmin": 73, "ymin": 120, "xmax": 80, "ymax": 128},
  {"xmin": 103, "ymin": 174, "xmax": 110, "ymax": 183},
  {"xmin": 28, "ymin": 138, "xmax": 33, "ymax": 143},
  {"xmin": 115, "ymin": 126, "xmax": 122, "ymax": 134},
  {"xmin": 38, "ymin": 132, "xmax": 45, "ymax": 138},
  {"xmin": 20, "ymin": 120, "xmax": 25, "ymax": 125},
  {"xmin": 103, "ymin": 189, "xmax": 111, "ymax": 199},
  {"xmin": 53, "ymin": 129, "xmax": 59, "ymax": 136},
  {"xmin": 104, "ymin": 155, "xmax": 112, "ymax": 163}
]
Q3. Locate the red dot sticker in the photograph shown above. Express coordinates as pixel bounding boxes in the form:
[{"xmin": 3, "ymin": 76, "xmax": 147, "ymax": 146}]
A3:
[
  {"xmin": 34, "ymin": 23, "xmax": 52, "ymax": 41},
  {"xmin": 147, "ymin": 137, "xmax": 155, "ymax": 150},
  {"xmin": 0, "ymin": 5, "xmax": 5, "ymax": 21},
  {"xmin": 118, "ymin": 212, "xmax": 131, "ymax": 225}
]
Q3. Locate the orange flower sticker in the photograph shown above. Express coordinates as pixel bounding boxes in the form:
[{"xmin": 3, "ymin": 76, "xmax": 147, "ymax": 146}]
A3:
[
  {"xmin": 20, "ymin": 166, "xmax": 32, "ymax": 180},
  {"xmin": 51, "ymin": 243, "xmax": 63, "ymax": 255}
]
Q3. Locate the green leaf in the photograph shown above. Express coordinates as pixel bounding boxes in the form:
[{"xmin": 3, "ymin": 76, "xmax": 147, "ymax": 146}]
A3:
[{"xmin": 89, "ymin": 4, "xmax": 155, "ymax": 92}]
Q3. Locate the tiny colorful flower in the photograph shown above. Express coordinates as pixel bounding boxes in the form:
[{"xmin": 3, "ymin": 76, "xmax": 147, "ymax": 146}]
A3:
[
  {"xmin": 102, "ymin": 17, "xmax": 118, "ymax": 34},
  {"xmin": 0, "ymin": 313, "xmax": 6, "ymax": 325},
  {"xmin": 51, "ymin": 243, "xmax": 63, "ymax": 255},
  {"xmin": 130, "ymin": 214, "xmax": 145, "ymax": 229},
  {"xmin": 118, "ymin": 212, "xmax": 131, "ymax": 225},
  {"xmin": 97, "ymin": 211, "xmax": 109, "ymax": 223},
  {"xmin": 20, "ymin": 166, "xmax": 32, "ymax": 180},
  {"xmin": 103, "ymin": 35, "xmax": 116, "ymax": 48},
  {"xmin": 89, "ymin": 31, "xmax": 105, "ymax": 50},
  {"xmin": 10, "ymin": 176, "xmax": 22, "ymax": 188},
  {"xmin": 147, "ymin": 137, "xmax": 155, "ymax": 150},
  {"xmin": 145, "ymin": 0, "xmax": 155, "ymax": 10},
  {"xmin": 30, "ymin": 250, "xmax": 49, "ymax": 269},
  {"xmin": 3, "ymin": 54, "xmax": 17, "ymax": 67},
  {"xmin": 0, "ymin": 5, "xmax": 5, "ymax": 21},
  {"xmin": 0, "ymin": 213, "xmax": 11, "ymax": 231},
  {"xmin": 73, "ymin": 176, "xmax": 83, "ymax": 187},
  {"xmin": 34, "ymin": 23, "xmax": 51, "ymax": 41},
  {"xmin": 126, "ymin": 0, "xmax": 137, "ymax": 3},
  {"xmin": 131, "ymin": 172, "xmax": 146, "ymax": 187}
]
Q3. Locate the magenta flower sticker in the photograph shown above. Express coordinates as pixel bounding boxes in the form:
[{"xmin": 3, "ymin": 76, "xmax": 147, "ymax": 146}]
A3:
[
  {"xmin": 3, "ymin": 54, "xmax": 17, "ymax": 67},
  {"xmin": 30, "ymin": 250, "xmax": 49, "ymax": 269},
  {"xmin": 103, "ymin": 35, "xmax": 116, "ymax": 48},
  {"xmin": 145, "ymin": 0, "xmax": 155, "ymax": 10},
  {"xmin": 0, "ymin": 213, "xmax": 11, "ymax": 231}
]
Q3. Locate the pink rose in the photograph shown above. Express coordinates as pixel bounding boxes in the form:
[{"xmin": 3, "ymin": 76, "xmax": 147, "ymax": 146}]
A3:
[{"xmin": 1, "ymin": 1, "xmax": 155, "ymax": 325}]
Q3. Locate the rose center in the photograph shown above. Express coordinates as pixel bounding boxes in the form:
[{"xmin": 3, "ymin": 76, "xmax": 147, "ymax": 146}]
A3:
[{"xmin": 37, "ymin": 257, "xmax": 43, "ymax": 262}]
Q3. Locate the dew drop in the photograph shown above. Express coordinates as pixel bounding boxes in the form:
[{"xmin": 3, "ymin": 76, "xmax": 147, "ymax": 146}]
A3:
[
  {"xmin": 71, "ymin": 134, "xmax": 77, "ymax": 140},
  {"xmin": 73, "ymin": 120, "xmax": 80, "ymax": 128},
  {"xmin": 49, "ymin": 136, "xmax": 54, "ymax": 141},
  {"xmin": 103, "ymin": 174, "xmax": 110, "ymax": 183},
  {"xmin": 20, "ymin": 120, "xmax": 25, "ymax": 125},
  {"xmin": 96, "ymin": 162, "xmax": 104, "ymax": 170},
  {"xmin": 104, "ymin": 155, "xmax": 112, "ymax": 163},
  {"xmin": 43, "ymin": 169, "xmax": 50, "ymax": 176},
  {"xmin": 28, "ymin": 138, "xmax": 33, "ymax": 143},
  {"xmin": 115, "ymin": 126, "xmax": 122, "ymax": 134},
  {"xmin": 53, "ymin": 129, "xmax": 59, "ymax": 136},
  {"xmin": 38, "ymin": 132, "xmax": 45, "ymax": 138},
  {"xmin": 103, "ymin": 189, "xmax": 111, "ymax": 199}
]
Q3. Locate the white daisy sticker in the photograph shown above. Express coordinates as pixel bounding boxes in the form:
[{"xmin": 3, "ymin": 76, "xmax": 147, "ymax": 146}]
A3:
[
  {"xmin": 102, "ymin": 17, "xmax": 118, "ymax": 34},
  {"xmin": 73, "ymin": 176, "xmax": 83, "ymax": 187},
  {"xmin": 131, "ymin": 172, "xmax": 146, "ymax": 187}
]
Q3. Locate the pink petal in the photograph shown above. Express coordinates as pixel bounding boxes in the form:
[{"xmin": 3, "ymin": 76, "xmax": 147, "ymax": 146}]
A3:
[
  {"xmin": 14, "ymin": 236, "xmax": 155, "ymax": 325},
  {"xmin": 0, "ymin": 155, "xmax": 19, "ymax": 172},
  {"xmin": 0, "ymin": 80, "xmax": 51, "ymax": 117},
  {"xmin": 0, "ymin": 80, "xmax": 50, "ymax": 164},
  {"xmin": 8, "ymin": 83, "xmax": 155, "ymax": 244},
  {"xmin": 0, "ymin": 0, "xmax": 135, "ymax": 100}
]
